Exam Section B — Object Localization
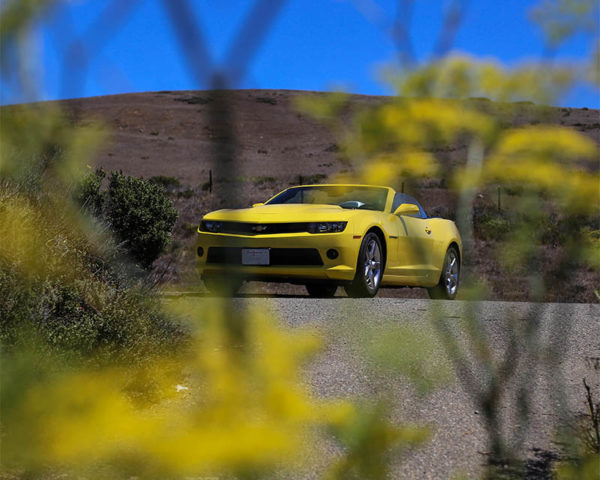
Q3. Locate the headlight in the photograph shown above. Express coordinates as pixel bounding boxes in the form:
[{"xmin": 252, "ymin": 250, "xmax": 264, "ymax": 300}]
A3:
[
  {"xmin": 307, "ymin": 221, "xmax": 347, "ymax": 233},
  {"xmin": 200, "ymin": 220, "xmax": 223, "ymax": 233}
]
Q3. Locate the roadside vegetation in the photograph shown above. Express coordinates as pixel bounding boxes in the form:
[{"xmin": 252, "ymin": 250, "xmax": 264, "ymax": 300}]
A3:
[{"xmin": 0, "ymin": 140, "xmax": 182, "ymax": 365}]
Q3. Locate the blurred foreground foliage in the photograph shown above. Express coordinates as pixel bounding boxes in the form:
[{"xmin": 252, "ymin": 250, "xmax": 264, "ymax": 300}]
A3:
[
  {"xmin": 0, "ymin": 104, "xmax": 416, "ymax": 478},
  {"xmin": 1, "ymin": 0, "xmax": 599, "ymax": 479},
  {"xmin": 3, "ymin": 300, "xmax": 396, "ymax": 478},
  {"xmin": 296, "ymin": 2, "xmax": 599, "ymax": 475}
]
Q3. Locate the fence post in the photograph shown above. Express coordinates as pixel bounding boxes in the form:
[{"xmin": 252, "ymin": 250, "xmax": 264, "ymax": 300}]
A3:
[
  {"xmin": 497, "ymin": 186, "xmax": 501, "ymax": 212},
  {"xmin": 209, "ymin": 169, "xmax": 213, "ymax": 193},
  {"xmin": 299, "ymin": 175, "xmax": 303, "ymax": 185}
]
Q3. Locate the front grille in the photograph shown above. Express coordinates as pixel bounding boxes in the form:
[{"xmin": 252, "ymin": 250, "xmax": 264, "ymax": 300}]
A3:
[
  {"xmin": 206, "ymin": 247, "xmax": 323, "ymax": 266},
  {"xmin": 201, "ymin": 221, "xmax": 310, "ymax": 235}
]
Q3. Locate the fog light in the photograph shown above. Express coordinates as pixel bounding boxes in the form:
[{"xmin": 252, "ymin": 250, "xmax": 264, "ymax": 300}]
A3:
[
  {"xmin": 197, "ymin": 246, "xmax": 204, "ymax": 257},
  {"xmin": 326, "ymin": 249, "xmax": 339, "ymax": 260}
]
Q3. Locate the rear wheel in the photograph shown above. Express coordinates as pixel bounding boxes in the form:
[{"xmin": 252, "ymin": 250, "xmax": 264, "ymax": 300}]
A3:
[
  {"xmin": 427, "ymin": 246, "xmax": 460, "ymax": 300},
  {"xmin": 344, "ymin": 232, "xmax": 383, "ymax": 298},
  {"xmin": 305, "ymin": 283, "xmax": 338, "ymax": 298},
  {"xmin": 203, "ymin": 274, "xmax": 243, "ymax": 296}
]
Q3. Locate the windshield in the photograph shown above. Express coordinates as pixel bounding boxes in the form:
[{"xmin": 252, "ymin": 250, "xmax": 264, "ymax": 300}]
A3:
[{"xmin": 266, "ymin": 186, "xmax": 389, "ymax": 211}]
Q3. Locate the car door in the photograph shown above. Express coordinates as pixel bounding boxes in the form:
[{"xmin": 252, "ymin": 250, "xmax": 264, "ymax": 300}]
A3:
[
  {"xmin": 388, "ymin": 194, "xmax": 435, "ymax": 280},
  {"xmin": 396, "ymin": 215, "xmax": 435, "ymax": 277}
]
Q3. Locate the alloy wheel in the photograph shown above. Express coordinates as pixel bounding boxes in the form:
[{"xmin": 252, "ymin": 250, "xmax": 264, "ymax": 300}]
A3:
[
  {"xmin": 445, "ymin": 250, "xmax": 459, "ymax": 296},
  {"xmin": 363, "ymin": 238, "xmax": 382, "ymax": 292}
]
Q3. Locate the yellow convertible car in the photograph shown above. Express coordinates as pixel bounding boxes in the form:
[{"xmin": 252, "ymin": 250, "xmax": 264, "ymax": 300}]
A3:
[{"xmin": 196, "ymin": 184, "xmax": 462, "ymax": 299}]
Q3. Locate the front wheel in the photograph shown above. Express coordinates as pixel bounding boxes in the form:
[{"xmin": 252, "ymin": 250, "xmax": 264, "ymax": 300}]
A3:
[
  {"xmin": 427, "ymin": 247, "xmax": 460, "ymax": 300},
  {"xmin": 344, "ymin": 232, "xmax": 384, "ymax": 298}
]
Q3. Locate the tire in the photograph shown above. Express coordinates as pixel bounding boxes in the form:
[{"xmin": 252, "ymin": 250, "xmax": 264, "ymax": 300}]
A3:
[
  {"xmin": 305, "ymin": 283, "xmax": 338, "ymax": 298},
  {"xmin": 427, "ymin": 246, "xmax": 460, "ymax": 300},
  {"xmin": 344, "ymin": 232, "xmax": 384, "ymax": 298},
  {"xmin": 203, "ymin": 274, "xmax": 243, "ymax": 296}
]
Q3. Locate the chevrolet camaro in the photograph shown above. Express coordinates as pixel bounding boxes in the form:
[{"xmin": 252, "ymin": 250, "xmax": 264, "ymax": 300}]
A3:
[{"xmin": 195, "ymin": 184, "xmax": 462, "ymax": 299}]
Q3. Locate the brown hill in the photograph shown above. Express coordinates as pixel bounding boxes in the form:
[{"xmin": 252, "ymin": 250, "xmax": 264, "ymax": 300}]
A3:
[
  {"xmin": 61, "ymin": 89, "xmax": 600, "ymax": 212},
  {"xmin": 64, "ymin": 90, "xmax": 350, "ymax": 184},
  {"xmin": 15, "ymin": 90, "xmax": 600, "ymax": 301}
]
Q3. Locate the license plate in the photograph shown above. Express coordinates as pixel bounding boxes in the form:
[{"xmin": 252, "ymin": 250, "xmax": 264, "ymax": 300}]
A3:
[{"xmin": 242, "ymin": 248, "xmax": 270, "ymax": 265}]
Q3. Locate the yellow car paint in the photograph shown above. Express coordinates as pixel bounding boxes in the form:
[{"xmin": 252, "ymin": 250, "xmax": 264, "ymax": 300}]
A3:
[{"xmin": 195, "ymin": 184, "xmax": 462, "ymax": 289}]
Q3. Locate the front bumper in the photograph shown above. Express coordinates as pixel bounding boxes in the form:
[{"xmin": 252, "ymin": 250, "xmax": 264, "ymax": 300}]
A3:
[{"xmin": 195, "ymin": 231, "xmax": 360, "ymax": 282}]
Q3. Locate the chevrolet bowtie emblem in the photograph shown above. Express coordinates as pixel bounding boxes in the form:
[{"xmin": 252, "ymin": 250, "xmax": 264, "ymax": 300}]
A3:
[{"xmin": 252, "ymin": 225, "xmax": 268, "ymax": 232}]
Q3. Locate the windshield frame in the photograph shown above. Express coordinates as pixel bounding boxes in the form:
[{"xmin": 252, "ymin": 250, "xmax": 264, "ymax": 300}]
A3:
[{"xmin": 266, "ymin": 185, "xmax": 392, "ymax": 212}]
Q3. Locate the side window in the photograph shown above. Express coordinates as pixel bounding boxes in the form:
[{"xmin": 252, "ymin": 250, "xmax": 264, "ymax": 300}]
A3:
[
  {"xmin": 391, "ymin": 193, "xmax": 403, "ymax": 213},
  {"xmin": 392, "ymin": 193, "xmax": 427, "ymax": 219}
]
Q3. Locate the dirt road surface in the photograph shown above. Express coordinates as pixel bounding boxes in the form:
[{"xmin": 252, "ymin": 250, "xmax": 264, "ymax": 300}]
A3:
[{"xmin": 170, "ymin": 296, "xmax": 599, "ymax": 479}]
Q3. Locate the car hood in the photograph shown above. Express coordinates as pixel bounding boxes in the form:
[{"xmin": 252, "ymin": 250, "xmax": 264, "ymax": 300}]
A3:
[{"xmin": 202, "ymin": 203, "xmax": 370, "ymax": 223}]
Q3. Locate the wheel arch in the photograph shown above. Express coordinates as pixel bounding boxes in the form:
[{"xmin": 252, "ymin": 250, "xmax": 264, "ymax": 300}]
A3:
[
  {"xmin": 365, "ymin": 226, "xmax": 387, "ymax": 270},
  {"xmin": 447, "ymin": 240, "xmax": 461, "ymax": 267},
  {"xmin": 431, "ymin": 240, "xmax": 461, "ymax": 286}
]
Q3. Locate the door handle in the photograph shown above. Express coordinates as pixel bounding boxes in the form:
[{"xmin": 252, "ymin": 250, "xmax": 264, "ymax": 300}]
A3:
[{"xmin": 425, "ymin": 226, "xmax": 431, "ymax": 235}]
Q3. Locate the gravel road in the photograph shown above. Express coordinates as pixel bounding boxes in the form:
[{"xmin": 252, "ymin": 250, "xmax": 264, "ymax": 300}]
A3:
[{"xmin": 179, "ymin": 297, "xmax": 600, "ymax": 479}]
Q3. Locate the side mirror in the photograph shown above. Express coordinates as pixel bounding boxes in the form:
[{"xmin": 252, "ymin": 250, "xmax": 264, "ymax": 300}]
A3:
[
  {"xmin": 393, "ymin": 203, "xmax": 420, "ymax": 216},
  {"xmin": 252, "ymin": 202, "xmax": 264, "ymax": 208}
]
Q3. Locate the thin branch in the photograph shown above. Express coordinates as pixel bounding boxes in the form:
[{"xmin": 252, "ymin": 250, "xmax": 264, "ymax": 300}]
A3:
[
  {"xmin": 348, "ymin": 0, "xmax": 395, "ymax": 36},
  {"xmin": 431, "ymin": 0, "xmax": 469, "ymax": 59},
  {"xmin": 224, "ymin": 0, "xmax": 288, "ymax": 86},
  {"xmin": 161, "ymin": 0, "xmax": 214, "ymax": 87},
  {"xmin": 54, "ymin": 0, "xmax": 140, "ymax": 99},
  {"xmin": 392, "ymin": 0, "xmax": 416, "ymax": 69}
]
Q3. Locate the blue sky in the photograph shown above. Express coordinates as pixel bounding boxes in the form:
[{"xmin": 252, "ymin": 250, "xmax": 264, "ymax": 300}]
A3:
[{"xmin": 4, "ymin": 0, "xmax": 599, "ymax": 107}]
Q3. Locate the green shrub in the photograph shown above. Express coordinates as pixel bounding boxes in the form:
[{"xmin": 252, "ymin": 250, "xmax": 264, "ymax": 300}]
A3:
[
  {"xmin": 75, "ymin": 171, "xmax": 178, "ymax": 268},
  {"xmin": 73, "ymin": 168, "xmax": 105, "ymax": 216},
  {"xmin": 180, "ymin": 222, "xmax": 198, "ymax": 237},
  {"xmin": 299, "ymin": 173, "xmax": 327, "ymax": 185},
  {"xmin": 149, "ymin": 175, "xmax": 181, "ymax": 191},
  {"xmin": 106, "ymin": 172, "xmax": 178, "ymax": 268},
  {"xmin": 474, "ymin": 208, "xmax": 512, "ymax": 241},
  {"xmin": 474, "ymin": 207, "xmax": 600, "ymax": 248},
  {"xmin": 252, "ymin": 176, "xmax": 276, "ymax": 186},
  {"xmin": 255, "ymin": 96, "xmax": 277, "ymax": 105},
  {"xmin": 177, "ymin": 188, "xmax": 195, "ymax": 198},
  {"xmin": 541, "ymin": 215, "xmax": 600, "ymax": 247}
]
